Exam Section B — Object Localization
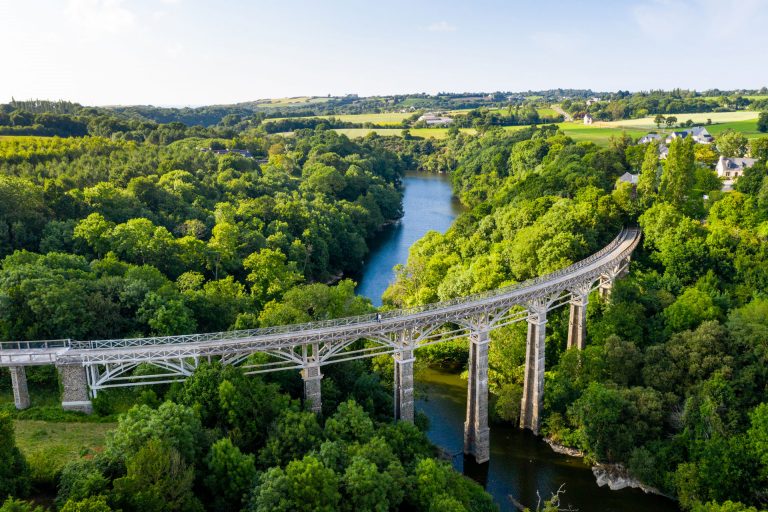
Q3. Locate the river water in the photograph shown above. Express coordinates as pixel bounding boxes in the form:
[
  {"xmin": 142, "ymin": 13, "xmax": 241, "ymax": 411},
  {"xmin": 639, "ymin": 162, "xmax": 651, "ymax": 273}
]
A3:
[
  {"xmin": 356, "ymin": 171, "xmax": 463, "ymax": 307},
  {"xmin": 357, "ymin": 171, "xmax": 679, "ymax": 512}
]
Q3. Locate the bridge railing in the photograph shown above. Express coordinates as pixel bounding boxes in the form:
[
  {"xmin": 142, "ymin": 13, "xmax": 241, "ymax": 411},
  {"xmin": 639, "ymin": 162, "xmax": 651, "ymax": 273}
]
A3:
[
  {"xmin": 63, "ymin": 228, "xmax": 638, "ymax": 351},
  {"xmin": 0, "ymin": 339, "xmax": 71, "ymax": 351}
]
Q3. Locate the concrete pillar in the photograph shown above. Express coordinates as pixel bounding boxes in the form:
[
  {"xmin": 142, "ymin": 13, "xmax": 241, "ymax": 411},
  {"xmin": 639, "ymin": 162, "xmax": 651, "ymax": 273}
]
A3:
[
  {"xmin": 393, "ymin": 336, "xmax": 415, "ymax": 422},
  {"xmin": 58, "ymin": 364, "xmax": 93, "ymax": 414},
  {"xmin": 464, "ymin": 328, "xmax": 490, "ymax": 464},
  {"xmin": 567, "ymin": 293, "xmax": 588, "ymax": 350},
  {"xmin": 302, "ymin": 364, "xmax": 323, "ymax": 414},
  {"xmin": 520, "ymin": 307, "xmax": 547, "ymax": 434},
  {"xmin": 9, "ymin": 366, "xmax": 30, "ymax": 410}
]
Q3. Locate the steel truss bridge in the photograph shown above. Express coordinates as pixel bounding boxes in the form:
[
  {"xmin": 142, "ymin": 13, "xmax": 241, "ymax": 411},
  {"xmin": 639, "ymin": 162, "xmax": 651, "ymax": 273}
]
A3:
[{"xmin": 1, "ymin": 228, "xmax": 641, "ymax": 463}]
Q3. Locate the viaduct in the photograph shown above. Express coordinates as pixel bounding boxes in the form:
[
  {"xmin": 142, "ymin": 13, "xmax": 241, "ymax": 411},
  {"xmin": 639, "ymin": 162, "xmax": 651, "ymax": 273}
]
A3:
[{"xmin": 0, "ymin": 228, "xmax": 641, "ymax": 463}]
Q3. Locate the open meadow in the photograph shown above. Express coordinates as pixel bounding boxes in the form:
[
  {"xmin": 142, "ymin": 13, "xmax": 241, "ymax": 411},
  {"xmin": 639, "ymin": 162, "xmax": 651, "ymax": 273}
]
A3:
[
  {"xmin": 600, "ymin": 111, "xmax": 758, "ymax": 129},
  {"xmin": 14, "ymin": 420, "xmax": 115, "ymax": 485}
]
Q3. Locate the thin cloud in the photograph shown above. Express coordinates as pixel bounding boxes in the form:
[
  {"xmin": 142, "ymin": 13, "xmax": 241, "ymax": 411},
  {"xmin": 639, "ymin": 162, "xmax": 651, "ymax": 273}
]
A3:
[
  {"xmin": 633, "ymin": 0, "xmax": 766, "ymax": 40},
  {"xmin": 66, "ymin": 0, "xmax": 135, "ymax": 36},
  {"xmin": 426, "ymin": 21, "xmax": 457, "ymax": 33}
]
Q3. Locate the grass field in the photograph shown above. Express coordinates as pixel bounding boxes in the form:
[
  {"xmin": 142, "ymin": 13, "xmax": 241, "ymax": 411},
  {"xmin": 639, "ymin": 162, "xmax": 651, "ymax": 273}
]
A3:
[
  {"xmin": 14, "ymin": 420, "xmax": 115, "ymax": 483},
  {"xmin": 602, "ymin": 111, "xmax": 759, "ymax": 130},
  {"xmin": 323, "ymin": 110, "xmax": 765, "ymax": 145},
  {"xmin": 256, "ymin": 96, "xmax": 331, "ymax": 107},
  {"xmin": 334, "ymin": 122, "xmax": 642, "ymax": 144},
  {"xmin": 334, "ymin": 127, "xmax": 478, "ymax": 139},
  {"xmin": 556, "ymin": 122, "xmax": 647, "ymax": 144}
]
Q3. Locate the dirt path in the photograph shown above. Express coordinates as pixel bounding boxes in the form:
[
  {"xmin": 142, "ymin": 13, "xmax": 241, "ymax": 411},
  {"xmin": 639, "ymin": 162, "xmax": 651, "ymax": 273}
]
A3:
[{"xmin": 551, "ymin": 104, "xmax": 572, "ymax": 122}]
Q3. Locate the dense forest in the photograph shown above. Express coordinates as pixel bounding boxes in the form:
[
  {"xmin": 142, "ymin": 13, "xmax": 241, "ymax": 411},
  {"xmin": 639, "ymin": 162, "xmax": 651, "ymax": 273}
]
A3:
[
  {"xmin": 384, "ymin": 126, "xmax": 768, "ymax": 511},
  {"xmin": 1, "ymin": 97, "xmax": 768, "ymax": 511}
]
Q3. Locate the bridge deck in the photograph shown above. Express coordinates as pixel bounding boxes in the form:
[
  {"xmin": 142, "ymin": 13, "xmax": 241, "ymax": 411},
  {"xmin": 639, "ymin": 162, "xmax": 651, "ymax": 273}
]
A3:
[{"xmin": 0, "ymin": 228, "xmax": 641, "ymax": 367}]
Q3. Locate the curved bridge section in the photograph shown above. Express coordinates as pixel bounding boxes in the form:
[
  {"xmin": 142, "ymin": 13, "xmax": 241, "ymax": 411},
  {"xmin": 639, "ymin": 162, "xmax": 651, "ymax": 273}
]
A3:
[{"xmin": 1, "ymin": 228, "xmax": 641, "ymax": 463}]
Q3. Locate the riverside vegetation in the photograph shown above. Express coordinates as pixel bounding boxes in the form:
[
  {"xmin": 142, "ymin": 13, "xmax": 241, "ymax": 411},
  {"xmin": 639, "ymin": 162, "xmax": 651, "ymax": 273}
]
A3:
[{"xmin": 1, "ymin": 98, "xmax": 768, "ymax": 511}]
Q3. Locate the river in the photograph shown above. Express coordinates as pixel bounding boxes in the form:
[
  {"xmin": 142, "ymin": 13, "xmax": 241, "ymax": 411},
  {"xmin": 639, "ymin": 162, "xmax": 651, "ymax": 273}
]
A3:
[
  {"xmin": 356, "ymin": 171, "xmax": 679, "ymax": 512},
  {"xmin": 355, "ymin": 171, "xmax": 463, "ymax": 307}
]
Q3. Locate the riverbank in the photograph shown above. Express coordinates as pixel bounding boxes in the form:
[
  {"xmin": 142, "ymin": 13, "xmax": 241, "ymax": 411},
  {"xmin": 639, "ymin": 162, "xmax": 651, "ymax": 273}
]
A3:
[{"xmin": 543, "ymin": 437, "xmax": 671, "ymax": 498}]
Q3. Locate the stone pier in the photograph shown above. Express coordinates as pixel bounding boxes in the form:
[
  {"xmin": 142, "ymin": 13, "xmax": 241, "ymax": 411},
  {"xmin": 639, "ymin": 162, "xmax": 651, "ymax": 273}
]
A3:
[
  {"xmin": 464, "ymin": 328, "xmax": 490, "ymax": 464},
  {"xmin": 9, "ymin": 366, "xmax": 30, "ymax": 410},
  {"xmin": 598, "ymin": 275, "xmax": 613, "ymax": 301},
  {"xmin": 302, "ymin": 342, "xmax": 323, "ymax": 414},
  {"xmin": 567, "ymin": 291, "xmax": 589, "ymax": 350},
  {"xmin": 520, "ymin": 305, "xmax": 547, "ymax": 434},
  {"xmin": 58, "ymin": 364, "xmax": 92, "ymax": 413},
  {"xmin": 302, "ymin": 364, "xmax": 323, "ymax": 414},
  {"xmin": 393, "ymin": 344, "xmax": 415, "ymax": 422}
]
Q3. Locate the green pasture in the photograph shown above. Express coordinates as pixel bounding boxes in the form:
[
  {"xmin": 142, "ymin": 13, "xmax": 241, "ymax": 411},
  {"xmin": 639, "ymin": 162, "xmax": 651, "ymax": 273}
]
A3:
[
  {"xmin": 257, "ymin": 96, "xmax": 331, "ymax": 107},
  {"xmin": 325, "ymin": 111, "xmax": 764, "ymax": 145},
  {"xmin": 334, "ymin": 127, "xmax": 477, "ymax": 139},
  {"xmin": 555, "ymin": 122, "xmax": 647, "ymax": 145},
  {"xmin": 604, "ymin": 111, "xmax": 758, "ymax": 130},
  {"xmin": 14, "ymin": 420, "xmax": 115, "ymax": 484}
]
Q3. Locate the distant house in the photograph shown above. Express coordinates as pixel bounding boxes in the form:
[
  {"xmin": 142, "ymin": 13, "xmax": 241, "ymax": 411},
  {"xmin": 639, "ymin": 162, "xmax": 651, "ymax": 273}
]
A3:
[
  {"xmin": 658, "ymin": 144, "xmax": 669, "ymax": 160},
  {"xmin": 583, "ymin": 114, "xmax": 594, "ymax": 125},
  {"xmin": 201, "ymin": 148, "xmax": 254, "ymax": 158},
  {"xmin": 638, "ymin": 133, "xmax": 662, "ymax": 144},
  {"xmin": 586, "ymin": 97, "xmax": 601, "ymax": 106},
  {"xmin": 418, "ymin": 113, "xmax": 453, "ymax": 126},
  {"xmin": 664, "ymin": 126, "xmax": 713, "ymax": 145},
  {"xmin": 665, "ymin": 131, "xmax": 689, "ymax": 144},
  {"xmin": 690, "ymin": 126, "xmax": 714, "ymax": 144},
  {"xmin": 618, "ymin": 172, "xmax": 639, "ymax": 186},
  {"xmin": 716, "ymin": 156, "xmax": 757, "ymax": 179}
]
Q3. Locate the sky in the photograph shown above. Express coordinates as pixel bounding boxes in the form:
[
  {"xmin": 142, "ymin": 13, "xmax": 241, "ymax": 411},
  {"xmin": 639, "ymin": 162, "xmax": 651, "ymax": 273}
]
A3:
[{"xmin": 1, "ymin": 0, "xmax": 767, "ymax": 106}]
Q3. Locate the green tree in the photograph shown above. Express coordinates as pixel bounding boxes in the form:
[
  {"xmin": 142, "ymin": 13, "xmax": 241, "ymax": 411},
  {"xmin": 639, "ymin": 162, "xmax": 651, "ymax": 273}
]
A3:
[
  {"xmin": 218, "ymin": 373, "xmax": 290, "ymax": 453},
  {"xmin": 663, "ymin": 288, "xmax": 721, "ymax": 332},
  {"xmin": 56, "ymin": 458, "xmax": 110, "ymax": 508},
  {"xmin": 0, "ymin": 412, "xmax": 30, "ymax": 498},
  {"xmin": 749, "ymin": 137, "xmax": 768, "ymax": 162},
  {"xmin": 637, "ymin": 141, "xmax": 660, "ymax": 201},
  {"xmin": 107, "ymin": 402, "xmax": 203, "ymax": 463},
  {"xmin": 717, "ymin": 130, "xmax": 749, "ymax": 158},
  {"xmin": 204, "ymin": 438, "xmax": 257, "ymax": 512},
  {"xmin": 660, "ymin": 137, "xmax": 695, "ymax": 206},
  {"xmin": 341, "ymin": 457, "xmax": 389, "ymax": 512},
  {"xmin": 757, "ymin": 111, "xmax": 768, "ymax": 133},
  {"xmin": 243, "ymin": 248, "xmax": 302, "ymax": 308},
  {"xmin": 324, "ymin": 400, "xmax": 375, "ymax": 444},
  {"xmin": 654, "ymin": 114, "xmax": 666, "ymax": 128},
  {"xmin": 59, "ymin": 496, "xmax": 113, "ymax": 512},
  {"xmin": 113, "ymin": 440, "xmax": 203, "ymax": 512},
  {"xmin": 0, "ymin": 498, "xmax": 44, "ymax": 512},
  {"xmin": 259, "ymin": 409, "xmax": 324, "ymax": 468},
  {"xmin": 250, "ymin": 455, "xmax": 341, "ymax": 512}
]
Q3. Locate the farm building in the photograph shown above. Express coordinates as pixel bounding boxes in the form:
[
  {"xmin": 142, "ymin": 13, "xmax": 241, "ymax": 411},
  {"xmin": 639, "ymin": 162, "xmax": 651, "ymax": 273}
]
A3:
[
  {"xmin": 583, "ymin": 114, "xmax": 593, "ymax": 125},
  {"xmin": 418, "ymin": 113, "xmax": 454, "ymax": 126}
]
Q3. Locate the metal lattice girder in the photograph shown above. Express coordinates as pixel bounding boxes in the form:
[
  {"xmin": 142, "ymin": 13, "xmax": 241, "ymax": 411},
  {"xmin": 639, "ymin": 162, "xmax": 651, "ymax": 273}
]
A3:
[{"xmin": 0, "ymin": 228, "xmax": 642, "ymax": 389}]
